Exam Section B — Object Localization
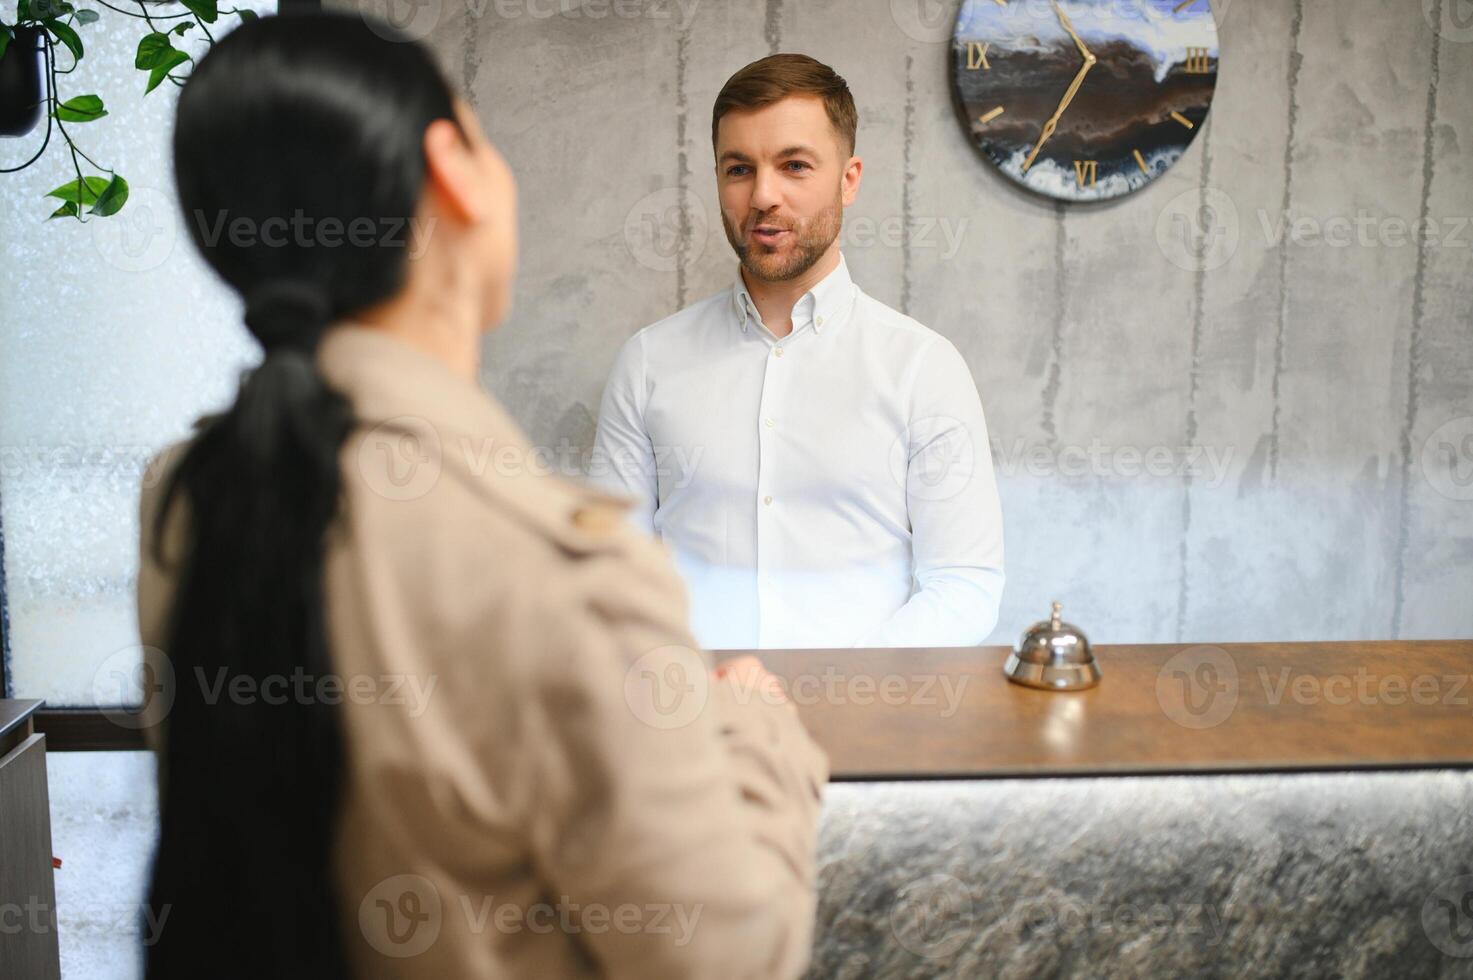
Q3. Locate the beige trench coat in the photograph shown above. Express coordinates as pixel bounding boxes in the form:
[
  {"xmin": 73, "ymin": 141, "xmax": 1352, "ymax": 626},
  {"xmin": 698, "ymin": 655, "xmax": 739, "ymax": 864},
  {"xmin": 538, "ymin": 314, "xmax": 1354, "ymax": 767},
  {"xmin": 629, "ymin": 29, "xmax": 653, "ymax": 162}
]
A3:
[{"xmin": 136, "ymin": 324, "xmax": 829, "ymax": 979}]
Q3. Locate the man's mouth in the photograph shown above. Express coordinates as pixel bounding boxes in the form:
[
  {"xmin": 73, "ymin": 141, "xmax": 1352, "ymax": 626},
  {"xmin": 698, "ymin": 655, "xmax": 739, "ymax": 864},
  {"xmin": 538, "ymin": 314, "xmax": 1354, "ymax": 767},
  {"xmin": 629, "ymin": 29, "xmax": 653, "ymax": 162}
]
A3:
[{"xmin": 749, "ymin": 224, "xmax": 791, "ymax": 246}]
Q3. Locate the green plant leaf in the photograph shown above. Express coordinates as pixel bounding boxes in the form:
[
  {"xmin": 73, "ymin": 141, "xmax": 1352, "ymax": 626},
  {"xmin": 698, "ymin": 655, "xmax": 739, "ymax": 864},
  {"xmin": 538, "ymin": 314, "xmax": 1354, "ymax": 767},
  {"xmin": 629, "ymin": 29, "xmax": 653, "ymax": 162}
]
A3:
[
  {"xmin": 235, "ymin": 7, "xmax": 256, "ymax": 21},
  {"xmin": 16, "ymin": 0, "xmax": 29, "ymax": 21},
  {"xmin": 170, "ymin": 21, "xmax": 193, "ymax": 35},
  {"xmin": 178, "ymin": 0, "xmax": 216, "ymax": 23},
  {"xmin": 74, "ymin": 7, "xmax": 98, "ymax": 23},
  {"xmin": 89, "ymin": 173, "xmax": 128, "ymax": 216},
  {"xmin": 45, "ymin": 174, "xmax": 110, "ymax": 206},
  {"xmin": 49, "ymin": 200, "xmax": 80, "ymax": 220},
  {"xmin": 53, "ymin": 93, "xmax": 106, "ymax": 121},
  {"xmin": 135, "ymin": 31, "xmax": 172, "ymax": 69},
  {"xmin": 30, "ymin": 0, "xmax": 72, "ymax": 19},
  {"xmin": 0, "ymin": 29, "xmax": 11, "ymax": 62},
  {"xmin": 43, "ymin": 18, "xmax": 82, "ymax": 60},
  {"xmin": 144, "ymin": 48, "xmax": 188, "ymax": 93}
]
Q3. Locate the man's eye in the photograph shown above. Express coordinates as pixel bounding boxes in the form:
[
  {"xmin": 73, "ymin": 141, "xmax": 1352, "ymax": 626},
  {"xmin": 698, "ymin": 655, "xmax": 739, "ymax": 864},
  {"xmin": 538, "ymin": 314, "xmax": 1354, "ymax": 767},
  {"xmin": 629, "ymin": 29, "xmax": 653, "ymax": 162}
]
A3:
[
  {"xmin": 785, "ymin": 161, "xmax": 810, "ymax": 172},
  {"xmin": 726, "ymin": 165, "xmax": 751, "ymax": 177}
]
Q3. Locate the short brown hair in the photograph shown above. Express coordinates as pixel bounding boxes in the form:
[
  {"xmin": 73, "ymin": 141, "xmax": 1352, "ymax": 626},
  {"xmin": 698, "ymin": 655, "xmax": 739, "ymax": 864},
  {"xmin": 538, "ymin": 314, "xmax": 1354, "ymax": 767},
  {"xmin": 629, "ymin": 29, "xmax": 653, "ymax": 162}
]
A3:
[{"xmin": 712, "ymin": 54, "xmax": 857, "ymax": 155}]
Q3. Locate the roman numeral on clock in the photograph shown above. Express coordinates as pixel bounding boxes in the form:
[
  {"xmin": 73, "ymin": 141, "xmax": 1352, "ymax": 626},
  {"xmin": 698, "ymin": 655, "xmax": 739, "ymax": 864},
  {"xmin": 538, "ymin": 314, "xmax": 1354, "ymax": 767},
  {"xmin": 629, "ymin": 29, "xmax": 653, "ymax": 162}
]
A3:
[
  {"xmin": 1184, "ymin": 47, "xmax": 1212, "ymax": 73},
  {"xmin": 966, "ymin": 41, "xmax": 992, "ymax": 70},
  {"xmin": 1073, "ymin": 160, "xmax": 1098, "ymax": 188}
]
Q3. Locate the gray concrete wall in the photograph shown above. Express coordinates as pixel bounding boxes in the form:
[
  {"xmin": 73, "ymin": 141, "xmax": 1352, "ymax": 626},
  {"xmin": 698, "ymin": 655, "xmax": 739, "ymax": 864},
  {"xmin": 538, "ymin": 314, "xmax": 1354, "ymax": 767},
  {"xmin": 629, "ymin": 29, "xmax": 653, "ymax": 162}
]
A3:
[{"xmin": 333, "ymin": 0, "xmax": 1473, "ymax": 646}]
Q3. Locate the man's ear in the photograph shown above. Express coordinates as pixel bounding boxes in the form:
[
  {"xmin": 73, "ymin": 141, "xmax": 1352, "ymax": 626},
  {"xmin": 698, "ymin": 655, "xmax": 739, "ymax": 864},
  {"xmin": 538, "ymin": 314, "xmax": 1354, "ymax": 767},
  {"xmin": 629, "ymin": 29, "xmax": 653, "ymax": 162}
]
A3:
[
  {"xmin": 422, "ymin": 118, "xmax": 484, "ymax": 225},
  {"xmin": 842, "ymin": 155, "xmax": 863, "ymax": 207}
]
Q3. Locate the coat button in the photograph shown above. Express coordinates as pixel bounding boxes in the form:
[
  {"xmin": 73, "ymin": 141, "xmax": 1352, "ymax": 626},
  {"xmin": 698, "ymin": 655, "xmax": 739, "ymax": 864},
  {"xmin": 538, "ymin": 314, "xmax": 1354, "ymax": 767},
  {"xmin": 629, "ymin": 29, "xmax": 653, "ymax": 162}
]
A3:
[{"xmin": 763, "ymin": 495, "xmax": 773, "ymax": 506}]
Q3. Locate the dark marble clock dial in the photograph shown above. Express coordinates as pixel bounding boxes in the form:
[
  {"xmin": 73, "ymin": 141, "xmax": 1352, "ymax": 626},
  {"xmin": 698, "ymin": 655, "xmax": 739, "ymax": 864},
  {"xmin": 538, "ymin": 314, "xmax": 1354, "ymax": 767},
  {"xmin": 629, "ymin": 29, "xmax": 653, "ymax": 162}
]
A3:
[{"xmin": 952, "ymin": 0, "xmax": 1219, "ymax": 202}]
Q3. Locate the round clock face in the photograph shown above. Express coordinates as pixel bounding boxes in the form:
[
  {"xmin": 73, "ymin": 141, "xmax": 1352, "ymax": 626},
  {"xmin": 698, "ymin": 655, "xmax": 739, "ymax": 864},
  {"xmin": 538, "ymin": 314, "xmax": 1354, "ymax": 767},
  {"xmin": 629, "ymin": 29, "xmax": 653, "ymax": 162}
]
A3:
[{"xmin": 951, "ymin": 0, "xmax": 1219, "ymax": 202}]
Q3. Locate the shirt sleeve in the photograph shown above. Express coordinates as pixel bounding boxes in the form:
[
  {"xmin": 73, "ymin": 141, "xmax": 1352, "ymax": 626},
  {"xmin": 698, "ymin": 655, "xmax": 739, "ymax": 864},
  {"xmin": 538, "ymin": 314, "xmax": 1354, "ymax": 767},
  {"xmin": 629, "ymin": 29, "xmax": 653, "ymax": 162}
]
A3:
[
  {"xmin": 515, "ymin": 549, "xmax": 829, "ymax": 980},
  {"xmin": 855, "ymin": 336, "xmax": 1006, "ymax": 648},
  {"xmin": 589, "ymin": 333, "xmax": 659, "ymax": 535}
]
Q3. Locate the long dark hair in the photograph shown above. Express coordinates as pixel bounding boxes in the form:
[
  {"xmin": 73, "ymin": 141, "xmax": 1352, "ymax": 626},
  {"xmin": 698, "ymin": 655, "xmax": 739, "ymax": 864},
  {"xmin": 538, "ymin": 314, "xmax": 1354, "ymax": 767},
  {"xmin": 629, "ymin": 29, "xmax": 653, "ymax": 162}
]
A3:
[{"xmin": 146, "ymin": 13, "xmax": 462, "ymax": 977}]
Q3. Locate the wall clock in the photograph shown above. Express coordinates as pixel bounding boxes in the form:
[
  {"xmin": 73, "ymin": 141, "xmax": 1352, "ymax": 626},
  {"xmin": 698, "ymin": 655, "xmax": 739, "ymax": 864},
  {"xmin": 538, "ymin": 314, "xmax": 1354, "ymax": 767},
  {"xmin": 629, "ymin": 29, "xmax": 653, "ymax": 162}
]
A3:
[{"xmin": 951, "ymin": 0, "xmax": 1220, "ymax": 202}]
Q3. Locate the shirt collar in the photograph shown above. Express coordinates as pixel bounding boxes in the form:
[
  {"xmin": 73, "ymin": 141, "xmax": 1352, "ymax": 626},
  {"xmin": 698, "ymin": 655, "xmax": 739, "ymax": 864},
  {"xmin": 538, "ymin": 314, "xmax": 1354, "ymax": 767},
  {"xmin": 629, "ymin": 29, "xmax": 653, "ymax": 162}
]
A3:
[{"xmin": 731, "ymin": 251, "xmax": 856, "ymax": 336}]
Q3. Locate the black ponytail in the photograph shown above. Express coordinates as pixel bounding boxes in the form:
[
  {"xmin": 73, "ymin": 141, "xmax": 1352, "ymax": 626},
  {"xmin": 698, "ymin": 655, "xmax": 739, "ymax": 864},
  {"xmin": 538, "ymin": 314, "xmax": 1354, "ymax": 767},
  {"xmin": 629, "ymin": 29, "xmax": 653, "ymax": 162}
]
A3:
[{"xmin": 145, "ymin": 12, "xmax": 463, "ymax": 977}]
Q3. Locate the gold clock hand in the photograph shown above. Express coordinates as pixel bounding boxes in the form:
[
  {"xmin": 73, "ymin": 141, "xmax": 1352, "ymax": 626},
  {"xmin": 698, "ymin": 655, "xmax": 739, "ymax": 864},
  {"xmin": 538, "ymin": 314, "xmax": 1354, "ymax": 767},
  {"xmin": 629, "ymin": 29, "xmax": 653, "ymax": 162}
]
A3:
[
  {"xmin": 1052, "ymin": 0, "xmax": 1093, "ymax": 62},
  {"xmin": 1021, "ymin": 56, "xmax": 1094, "ymax": 173}
]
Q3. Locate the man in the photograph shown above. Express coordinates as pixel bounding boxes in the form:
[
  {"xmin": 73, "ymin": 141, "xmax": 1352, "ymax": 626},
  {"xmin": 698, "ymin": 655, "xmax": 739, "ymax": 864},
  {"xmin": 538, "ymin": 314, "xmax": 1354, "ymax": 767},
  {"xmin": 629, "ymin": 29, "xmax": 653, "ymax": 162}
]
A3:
[{"xmin": 591, "ymin": 54, "xmax": 1004, "ymax": 650}]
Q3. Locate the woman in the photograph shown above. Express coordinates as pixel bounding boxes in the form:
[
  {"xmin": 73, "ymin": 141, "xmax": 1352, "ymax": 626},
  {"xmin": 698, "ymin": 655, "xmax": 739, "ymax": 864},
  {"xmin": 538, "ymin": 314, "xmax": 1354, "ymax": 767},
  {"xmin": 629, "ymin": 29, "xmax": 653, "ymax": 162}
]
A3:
[{"xmin": 135, "ymin": 12, "xmax": 827, "ymax": 979}]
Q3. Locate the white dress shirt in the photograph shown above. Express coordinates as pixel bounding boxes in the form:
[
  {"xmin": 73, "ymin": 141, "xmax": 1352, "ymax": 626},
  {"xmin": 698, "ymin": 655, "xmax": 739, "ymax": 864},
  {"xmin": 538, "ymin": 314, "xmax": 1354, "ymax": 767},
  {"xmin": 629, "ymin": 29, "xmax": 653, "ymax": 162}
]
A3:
[{"xmin": 590, "ymin": 253, "xmax": 1004, "ymax": 649}]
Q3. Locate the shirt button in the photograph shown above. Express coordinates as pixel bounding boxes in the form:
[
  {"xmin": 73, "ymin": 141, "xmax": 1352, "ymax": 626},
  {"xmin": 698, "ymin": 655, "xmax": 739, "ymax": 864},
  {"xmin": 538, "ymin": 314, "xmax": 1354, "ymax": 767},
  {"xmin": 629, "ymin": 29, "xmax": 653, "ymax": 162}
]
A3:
[
  {"xmin": 816, "ymin": 316, "xmax": 825, "ymax": 327},
  {"xmin": 763, "ymin": 495, "xmax": 773, "ymax": 506},
  {"xmin": 764, "ymin": 417, "xmax": 775, "ymax": 428},
  {"xmin": 774, "ymin": 347, "xmax": 784, "ymax": 357}
]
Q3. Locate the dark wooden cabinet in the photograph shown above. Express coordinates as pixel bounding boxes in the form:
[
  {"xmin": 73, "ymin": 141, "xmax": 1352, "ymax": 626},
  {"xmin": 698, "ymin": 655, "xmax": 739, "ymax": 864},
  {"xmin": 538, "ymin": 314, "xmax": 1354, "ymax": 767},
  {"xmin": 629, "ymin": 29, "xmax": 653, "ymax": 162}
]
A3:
[{"xmin": 0, "ymin": 700, "xmax": 60, "ymax": 980}]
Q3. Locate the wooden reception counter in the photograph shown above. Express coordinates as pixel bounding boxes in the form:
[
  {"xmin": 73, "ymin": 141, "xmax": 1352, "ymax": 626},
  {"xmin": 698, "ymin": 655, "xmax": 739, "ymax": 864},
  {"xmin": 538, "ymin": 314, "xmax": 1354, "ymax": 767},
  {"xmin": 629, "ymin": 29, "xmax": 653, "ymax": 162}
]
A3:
[
  {"xmin": 709, "ymin": 640, "xmax": 1473, "ymax": 977},
  {"xmin": 717, "ymin": 640, "xmax": 1473, "ymax": 780}
]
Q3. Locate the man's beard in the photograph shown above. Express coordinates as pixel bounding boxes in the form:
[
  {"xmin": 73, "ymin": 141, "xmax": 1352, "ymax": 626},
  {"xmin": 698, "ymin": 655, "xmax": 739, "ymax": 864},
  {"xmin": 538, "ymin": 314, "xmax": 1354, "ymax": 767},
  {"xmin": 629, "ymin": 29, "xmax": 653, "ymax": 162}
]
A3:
[{"xmin": 722, "ymin": 191, "xmax": 843, "ymax": 283}]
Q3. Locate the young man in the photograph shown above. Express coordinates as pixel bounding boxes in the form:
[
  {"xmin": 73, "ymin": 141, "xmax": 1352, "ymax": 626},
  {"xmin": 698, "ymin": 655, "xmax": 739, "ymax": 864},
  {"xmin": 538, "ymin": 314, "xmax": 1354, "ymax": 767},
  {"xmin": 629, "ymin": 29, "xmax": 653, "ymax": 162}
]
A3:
[{"xmin": 591, "ymin": 54, "xmax": 1004, "ymax": 650}]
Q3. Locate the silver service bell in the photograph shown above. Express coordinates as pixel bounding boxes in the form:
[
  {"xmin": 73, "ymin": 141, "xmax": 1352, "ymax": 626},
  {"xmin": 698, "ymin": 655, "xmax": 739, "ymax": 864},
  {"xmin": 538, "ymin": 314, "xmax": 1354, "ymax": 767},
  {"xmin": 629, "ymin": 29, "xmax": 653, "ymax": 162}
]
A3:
[{"xmin": 1003, "ymin": 600, "xmax": 1101, "ymax": 691}]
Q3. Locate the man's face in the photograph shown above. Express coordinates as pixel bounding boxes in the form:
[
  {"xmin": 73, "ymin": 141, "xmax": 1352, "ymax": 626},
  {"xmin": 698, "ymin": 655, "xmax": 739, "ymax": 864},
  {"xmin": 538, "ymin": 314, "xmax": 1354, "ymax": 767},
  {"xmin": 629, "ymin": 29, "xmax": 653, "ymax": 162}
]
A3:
[{"xmin": 714, "ymin": 95, "xmax": 861, "ymax": 283}]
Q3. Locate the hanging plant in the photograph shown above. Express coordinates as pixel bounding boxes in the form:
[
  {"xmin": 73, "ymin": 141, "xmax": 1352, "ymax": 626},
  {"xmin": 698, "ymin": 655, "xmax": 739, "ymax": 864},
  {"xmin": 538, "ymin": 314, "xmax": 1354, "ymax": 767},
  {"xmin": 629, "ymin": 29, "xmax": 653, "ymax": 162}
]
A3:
[{"xmin": 0, "ymin": 0, "xmax": 257, "ymax": 221}]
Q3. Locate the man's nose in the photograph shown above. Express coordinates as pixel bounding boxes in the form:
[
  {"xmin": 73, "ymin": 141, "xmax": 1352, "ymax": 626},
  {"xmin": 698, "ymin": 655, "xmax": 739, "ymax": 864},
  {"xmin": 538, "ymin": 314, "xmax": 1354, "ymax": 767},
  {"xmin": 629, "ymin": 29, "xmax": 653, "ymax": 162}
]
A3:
[{"xmin": 750, "ymin": 167, "xmax": 782, "ymax": 213}]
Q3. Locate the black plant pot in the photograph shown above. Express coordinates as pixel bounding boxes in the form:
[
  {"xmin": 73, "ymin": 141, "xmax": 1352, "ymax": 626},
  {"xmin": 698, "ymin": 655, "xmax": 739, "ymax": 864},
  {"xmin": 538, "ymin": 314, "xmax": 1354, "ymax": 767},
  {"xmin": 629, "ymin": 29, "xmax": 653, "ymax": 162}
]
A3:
[{"xmin": 0, "ymin": 26, "xmax": 47, "ymax": 138}]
